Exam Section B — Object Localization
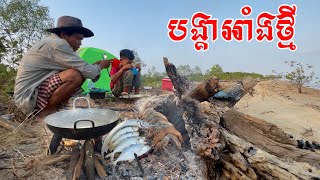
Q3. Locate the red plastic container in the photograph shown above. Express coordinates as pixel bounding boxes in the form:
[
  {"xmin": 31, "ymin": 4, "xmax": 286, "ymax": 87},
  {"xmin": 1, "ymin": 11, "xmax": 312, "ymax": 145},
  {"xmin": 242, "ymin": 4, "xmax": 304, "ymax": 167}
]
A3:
[{"xmin": 162, "ymin": 77, "xmax": 173, "ymax": 91}]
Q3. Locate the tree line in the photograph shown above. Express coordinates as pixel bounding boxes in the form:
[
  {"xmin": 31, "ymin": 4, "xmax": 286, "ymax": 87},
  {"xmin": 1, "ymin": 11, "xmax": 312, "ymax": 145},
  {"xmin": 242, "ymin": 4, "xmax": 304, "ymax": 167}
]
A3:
[{"xmin": 0, "ymin": 0, "xmax": 53, "ymax": 98}]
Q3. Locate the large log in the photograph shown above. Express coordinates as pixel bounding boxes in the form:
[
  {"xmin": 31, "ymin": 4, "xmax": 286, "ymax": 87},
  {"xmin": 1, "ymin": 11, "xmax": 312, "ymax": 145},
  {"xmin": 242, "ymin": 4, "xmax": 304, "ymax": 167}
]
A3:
[
  {"xmin": 221, "ymin": 129, "xmax": 320, "ymax": 179},
  {"xmin": 222, "ymin": 110, "xmax": 320, "ymax": 168},
  {"xmin": 156, "ymin": 57, "xmax": 320, "ymax": 179},
  {"xmin": 188, "ymin": 77, "xmax": 220, "ymax": 102},
  {"xmin": 177, "ymin": 97, "xmax": 226, "ymax": 179}
]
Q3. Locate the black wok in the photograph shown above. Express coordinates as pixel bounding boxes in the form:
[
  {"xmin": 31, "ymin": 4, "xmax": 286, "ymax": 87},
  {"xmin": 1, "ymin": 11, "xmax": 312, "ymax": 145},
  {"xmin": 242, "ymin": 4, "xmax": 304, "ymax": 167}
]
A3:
[{"xmin": 45, "ymin": 97, "xmax": 119, "ymax": 140}]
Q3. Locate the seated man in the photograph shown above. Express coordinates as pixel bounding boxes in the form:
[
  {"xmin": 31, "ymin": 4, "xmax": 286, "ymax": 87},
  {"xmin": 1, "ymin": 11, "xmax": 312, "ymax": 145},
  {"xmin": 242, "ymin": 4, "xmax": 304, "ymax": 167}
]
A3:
[
  {"xmin": 110, "ymin": 49, "xmax": 135, "ymax": 97},
  {"xmin": 14, "ymin": 16, "xmax": 111, "ymax": 120}
]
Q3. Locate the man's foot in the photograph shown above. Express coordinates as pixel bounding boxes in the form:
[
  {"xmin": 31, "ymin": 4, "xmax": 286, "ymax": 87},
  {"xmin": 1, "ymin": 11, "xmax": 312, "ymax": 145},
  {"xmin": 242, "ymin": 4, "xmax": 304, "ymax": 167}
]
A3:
[{"xmin": 120, "ymin": 92, "xmax": 129, "ymax": 96}]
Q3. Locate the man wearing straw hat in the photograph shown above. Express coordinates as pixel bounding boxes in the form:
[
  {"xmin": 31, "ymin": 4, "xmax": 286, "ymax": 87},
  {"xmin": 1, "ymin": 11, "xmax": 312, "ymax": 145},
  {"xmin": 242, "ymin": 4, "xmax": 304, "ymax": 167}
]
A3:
[{"xmin": 14, "ymin": 16, "xmax": 111, "ymax": 120}]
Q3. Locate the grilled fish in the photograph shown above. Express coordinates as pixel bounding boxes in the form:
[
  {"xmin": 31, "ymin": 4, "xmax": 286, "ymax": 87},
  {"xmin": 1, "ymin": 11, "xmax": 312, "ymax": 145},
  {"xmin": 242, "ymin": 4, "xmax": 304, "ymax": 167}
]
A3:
[
  {"xmin": 105, "ymin": 136, "xmax": 146, "ymax": 161},
  {"xmin": 109, "ymin": 131, "xmax": 140, "ymax": 151},
  {"xmin": 110, "ymin": 127, "xmax": 139, "ymax": 145},
  {"xmin": 113, "ymin": 143, "xmax": 151, "ymax": 165},
  {"xmin": 101, "ymin": 120, "xmax": 151, "ymax": 158}
]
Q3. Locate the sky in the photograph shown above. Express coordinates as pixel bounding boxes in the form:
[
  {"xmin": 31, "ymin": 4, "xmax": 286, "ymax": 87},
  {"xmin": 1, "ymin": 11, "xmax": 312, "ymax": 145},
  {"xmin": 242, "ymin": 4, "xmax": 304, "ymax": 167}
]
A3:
[{"xmin": 40, "ymin": 0, "xmax": 319, "ymax": 85}]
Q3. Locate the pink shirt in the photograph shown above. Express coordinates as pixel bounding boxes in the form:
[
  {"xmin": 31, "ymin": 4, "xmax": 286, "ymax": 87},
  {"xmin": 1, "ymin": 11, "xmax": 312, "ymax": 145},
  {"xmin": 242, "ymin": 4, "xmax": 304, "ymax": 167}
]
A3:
[{"xmin": 110, "ymin": 66, "xmax": 120, "ymax": 89}]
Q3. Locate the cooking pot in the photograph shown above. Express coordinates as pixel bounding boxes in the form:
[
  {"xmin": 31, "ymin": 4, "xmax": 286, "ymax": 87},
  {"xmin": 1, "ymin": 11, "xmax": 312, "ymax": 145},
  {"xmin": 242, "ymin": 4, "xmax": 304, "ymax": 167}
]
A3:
[{"xmin": 45, "ymin": 97, "xmax": 119, "ymax": 140}]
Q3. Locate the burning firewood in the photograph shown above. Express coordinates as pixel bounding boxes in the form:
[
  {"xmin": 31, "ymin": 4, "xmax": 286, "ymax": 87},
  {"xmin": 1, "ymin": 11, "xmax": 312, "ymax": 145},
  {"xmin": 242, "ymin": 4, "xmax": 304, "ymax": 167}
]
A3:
[
  {"xmin": 66, "ymin": 147, "xmax": 80, "ymax": 180},
  {"xmin": 94, "ymin": 158, "xmax": 108, "ymax": 178},
  {"xmin": 163, "ymin": 57, "xmax": 189, "ymax": 98},
  {"xmin": 72, "ymin": 147, "xmax": 85, "ymax": 180},
  {"xmin": 84, "ymin": 140, "xmax": 95, "ymax": 180},
  {"xmin": 135, "ymin": 57, "xmax": 320, "ymax": 179}
]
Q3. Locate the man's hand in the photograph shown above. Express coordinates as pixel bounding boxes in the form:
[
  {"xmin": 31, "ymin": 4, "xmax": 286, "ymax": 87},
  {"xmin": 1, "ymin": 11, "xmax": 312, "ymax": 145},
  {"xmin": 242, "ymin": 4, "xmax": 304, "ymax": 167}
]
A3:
[
  {"xmin": 99, "ymin": 60, "xmax": 112, "ymax": 69},
  {"xmin": 93, "ymin": 60, "xmax": 101, "ymax": 65},
  {"xmin": 135, "ymin": 64, "xmax": 141, "ymax": 71},
  {"xmin": 121, "ymin": 64, "xmax": 134, "ymax": 71}
]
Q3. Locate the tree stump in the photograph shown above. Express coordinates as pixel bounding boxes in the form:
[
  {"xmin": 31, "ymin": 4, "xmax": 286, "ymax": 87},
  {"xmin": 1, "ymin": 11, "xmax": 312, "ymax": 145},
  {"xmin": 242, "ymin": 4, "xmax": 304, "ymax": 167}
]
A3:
[{"xmin": 188, "ymin": 77, "xmax": 220, "ymax": 102}]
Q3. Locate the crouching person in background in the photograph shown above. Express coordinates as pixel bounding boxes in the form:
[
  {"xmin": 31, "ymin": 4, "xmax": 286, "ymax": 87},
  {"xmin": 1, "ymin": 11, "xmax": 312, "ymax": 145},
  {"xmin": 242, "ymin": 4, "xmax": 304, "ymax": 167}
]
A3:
[{"xmin": 110, "ymin": 49, "xmax": 135, "ymax": 97}]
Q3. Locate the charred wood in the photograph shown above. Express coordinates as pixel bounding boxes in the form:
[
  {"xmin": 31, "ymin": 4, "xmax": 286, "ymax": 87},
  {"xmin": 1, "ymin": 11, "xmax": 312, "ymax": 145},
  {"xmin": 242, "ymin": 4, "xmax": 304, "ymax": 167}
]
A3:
[{"xmin": 163, "ymin": 57, "xmax": 189, "ymax": 98}]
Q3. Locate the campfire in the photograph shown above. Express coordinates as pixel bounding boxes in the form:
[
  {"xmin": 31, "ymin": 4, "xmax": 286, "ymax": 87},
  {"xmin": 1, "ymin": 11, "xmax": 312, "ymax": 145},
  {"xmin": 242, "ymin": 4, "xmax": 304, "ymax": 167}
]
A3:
[
  {"xmin": 44, "ymin": 95, "xmax": 186, "ymax": 179},
  {"xmin": 1, "ymin": 58, "xmax": 319, "ymax": 179}
]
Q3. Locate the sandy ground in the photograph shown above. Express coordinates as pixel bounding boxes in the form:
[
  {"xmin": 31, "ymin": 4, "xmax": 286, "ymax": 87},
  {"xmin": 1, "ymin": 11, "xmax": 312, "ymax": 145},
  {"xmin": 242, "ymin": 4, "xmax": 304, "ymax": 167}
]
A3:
[{"xmin": 236, "ymin": 80, "xmax": 320, "ymax": 142}]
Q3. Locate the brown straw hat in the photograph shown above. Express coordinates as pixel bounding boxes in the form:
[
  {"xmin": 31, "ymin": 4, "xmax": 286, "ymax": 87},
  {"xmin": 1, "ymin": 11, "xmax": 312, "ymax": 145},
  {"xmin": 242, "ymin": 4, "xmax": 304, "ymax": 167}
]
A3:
[{"xmin": 46, "ymin": 16, "xmax": 94, "ymax": 37}]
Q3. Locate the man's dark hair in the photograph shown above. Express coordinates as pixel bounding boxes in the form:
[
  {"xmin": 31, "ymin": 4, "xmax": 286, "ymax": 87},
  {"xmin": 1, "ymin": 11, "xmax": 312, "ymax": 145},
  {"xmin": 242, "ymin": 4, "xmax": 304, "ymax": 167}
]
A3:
[{"xmin": 120, "ymin": 49, "xmax": 135, "ymax": 60}]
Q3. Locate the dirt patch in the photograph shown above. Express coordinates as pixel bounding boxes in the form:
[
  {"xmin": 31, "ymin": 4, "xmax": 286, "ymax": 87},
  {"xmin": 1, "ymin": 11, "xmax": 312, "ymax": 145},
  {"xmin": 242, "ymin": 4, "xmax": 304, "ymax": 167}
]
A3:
[{"xmin": 236, "ymin": 80, "xmax": 320, "ymax": 142}]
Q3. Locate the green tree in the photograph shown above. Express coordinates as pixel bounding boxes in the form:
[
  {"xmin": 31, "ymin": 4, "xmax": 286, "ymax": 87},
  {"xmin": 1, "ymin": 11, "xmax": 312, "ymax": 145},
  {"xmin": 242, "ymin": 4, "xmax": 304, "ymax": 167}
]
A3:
[
  {"xmin": 145, "ymin": 66, "xmax": 164, "ymax": 78},
  {"xmin": 0, "ymin": 63, "xmax": 16, "ymax": 97},
  {"xmin": 0, "ymin": 0, "xmax": 53, "ymax": 67},
  {"xmin": 142, "ymin": 66, "xmax": 166, "ymax": 88},
  {"xmin": 132, "ymin": 50, "xmax": 146, "ymax": 67},
  {"xmin": 177, "ymin": 64, "xmax": 192, "ymax": 76},
  {"xmin": 281, "ymin": 61, "xmax": 316, "ymax": 93},
  {"xmin": 192, "ymin": 65, "xmax": 202, "ymax": 75},
  {"xmin": 209, "ymin": 64, "xmax": 223, "ymax": 77}
]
